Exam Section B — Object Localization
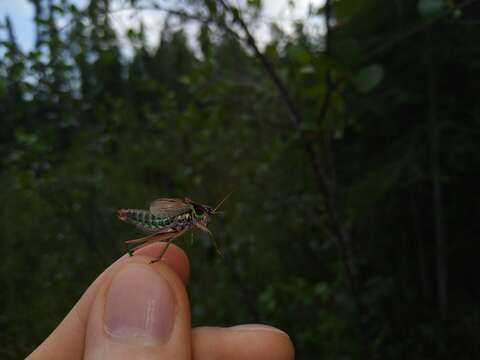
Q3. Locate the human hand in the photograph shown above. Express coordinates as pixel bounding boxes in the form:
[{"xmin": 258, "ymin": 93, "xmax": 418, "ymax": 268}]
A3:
[{"xmin": 27, "ymin": 243, "xmax": 294, "ymax": 359}]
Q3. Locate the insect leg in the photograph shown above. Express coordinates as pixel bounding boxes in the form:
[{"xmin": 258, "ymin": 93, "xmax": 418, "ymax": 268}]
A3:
[
  {"xmin": 126, "ymin": 233, "xmax": 164, "ymax": 256},
  {"xmin": 194, "ymin": 222, "xmax": 224, "ymax": 258},
  {"xmin": 150, "ymin": 228, "xmax": 188, "ymax": 264},
  {"xmin": 125, "ymin": 229, "xmax": 175, "ymax": 245},
  {"xmin": 194, "ymin": 221, "xmax": 212, "ymax": 235},
  {"xmin": 128, "ymin": 240, "xmax": 155, "ymax": 254},
  {"xmin": 127, "ymin": 231, "xmax": 179, "ymax": 256}
]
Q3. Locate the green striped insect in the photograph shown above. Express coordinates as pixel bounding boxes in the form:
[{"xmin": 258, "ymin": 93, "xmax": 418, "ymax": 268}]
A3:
[{"xmin": 118, "ymin": 195, "xmax": 229, "ymax": 263}]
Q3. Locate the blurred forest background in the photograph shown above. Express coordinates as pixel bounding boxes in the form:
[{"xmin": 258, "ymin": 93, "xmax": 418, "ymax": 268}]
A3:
[{"xmin": 1, "ymin": 0, "xmax": 480, "ymax": 358}]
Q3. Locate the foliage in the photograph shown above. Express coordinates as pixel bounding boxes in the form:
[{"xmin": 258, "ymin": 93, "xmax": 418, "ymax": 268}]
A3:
[{"xmin": 1, "ymin": 0, "xmax": 480, "ymax": 358}]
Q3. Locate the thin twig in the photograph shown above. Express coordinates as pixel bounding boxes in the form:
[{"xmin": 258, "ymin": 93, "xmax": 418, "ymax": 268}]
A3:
[{"xmin": 364, "ymin": 0, "xmax": 479, "ymax": 61}]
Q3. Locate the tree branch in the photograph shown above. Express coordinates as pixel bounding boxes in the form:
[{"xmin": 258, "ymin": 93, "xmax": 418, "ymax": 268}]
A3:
[
  {"xmin": 214, "ymin": 1, "xmax": 369, "ymax": 357},
  {"xmin": 426, "ymin": 43, "xmax": 447, "ymax": 321},
  {"xmin": 363, "ymin": 0, "xmax": 479, "ymax": 62}
]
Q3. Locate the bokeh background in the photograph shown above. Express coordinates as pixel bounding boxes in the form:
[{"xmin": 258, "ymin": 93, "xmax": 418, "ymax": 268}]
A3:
[{"xmin": 1, "ymin": 0, "xmax": 480, "ymax": 358}]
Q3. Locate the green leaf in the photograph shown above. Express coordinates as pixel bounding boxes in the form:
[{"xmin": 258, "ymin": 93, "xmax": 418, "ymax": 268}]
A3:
[
  {"xmin": 205, "ymin": 0, "xmax": 218, "ymax": 16},
  {"xmin": 231, "ymin": 7, "xmax": 240, "ymax": 20},
  {"xmin": 331, "ymin": 38, "xmax": 362, "ymax": 66},
  {"xmin": 300, "ymin": 65, "xmax": 315, "ymax": 75},
  {"xmin": 417, "ymin": 0, "xmax": 444, "ymax": 18},
  {"xmin": 51, "ymin": 4, "xmax": 65, "ymax": 14},
  {"xmin": 333, "ymin": 0, "xmax": 364, "ymax": 22},
  {"xmin": 352, "ymin": 64, "xmax": 384, "ymax": 93},
  {"xmin": 247, "ymin": 0, "xmax": 262, "ymax": 9},
  {"xmin": 292, "ymin": 47, "xmax": 311, "ymax": 65}
]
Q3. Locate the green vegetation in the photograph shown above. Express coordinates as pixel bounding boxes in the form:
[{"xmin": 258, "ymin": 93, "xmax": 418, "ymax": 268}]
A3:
[{"xmin": 1, "ymin": 0, "xmax": 480, "ymax": 358}]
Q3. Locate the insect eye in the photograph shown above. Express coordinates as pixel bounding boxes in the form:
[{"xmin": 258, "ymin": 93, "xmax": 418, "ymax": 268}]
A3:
[{"xmin": 193, "ymin": 204, "xmax": 205, "ymax": 215}]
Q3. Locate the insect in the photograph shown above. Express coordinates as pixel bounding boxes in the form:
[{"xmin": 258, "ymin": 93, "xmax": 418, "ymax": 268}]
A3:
[{"xmin": 118, "ymin": 194, "xmax": 230, "ymax": 263}]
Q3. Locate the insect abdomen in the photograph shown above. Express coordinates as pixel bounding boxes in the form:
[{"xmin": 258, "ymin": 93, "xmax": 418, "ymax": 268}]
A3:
[{"xmin": 118, "ymin": 209, "xmax": 173, "ymax": 233}]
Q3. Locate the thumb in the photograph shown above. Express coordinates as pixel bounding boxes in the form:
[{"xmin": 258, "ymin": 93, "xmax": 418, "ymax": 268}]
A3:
[{"xmin": 84, "ymin": 259, "xmax": 191, "ymax": 360}]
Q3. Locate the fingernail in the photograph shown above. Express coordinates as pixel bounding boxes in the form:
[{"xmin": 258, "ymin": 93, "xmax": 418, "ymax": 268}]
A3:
[
  {"xmin": 104, "ymin": 265, "xmax": 175, "ymax": 345},
  {"xmin": 229, "ymin": 324, "xmax": 290, "ymax": 337}
]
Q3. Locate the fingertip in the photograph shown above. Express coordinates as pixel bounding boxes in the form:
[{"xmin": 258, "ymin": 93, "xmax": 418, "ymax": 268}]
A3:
[
  {"xmin": 193, "ymin": 325, "xmax": 295, "ymax": 360},
  {"xmin": 229, "ymin": 325, "xmax": 295, "ymax": 360},
  {"xmin": 84, "ymin": 258, "xmax": 192, "ymax": 359},
  {"xmin": 132, "ymin": 243, "xmax": 190, "ymax": 284}
]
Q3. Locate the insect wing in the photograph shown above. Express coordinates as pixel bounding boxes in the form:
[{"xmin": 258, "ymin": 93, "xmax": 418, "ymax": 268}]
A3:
[{"xmin": 149, "ymin": 198, "xmax": 191, "ymax": 218}]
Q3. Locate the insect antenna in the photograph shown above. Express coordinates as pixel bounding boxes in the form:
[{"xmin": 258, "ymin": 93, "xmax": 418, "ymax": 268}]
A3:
[
  {"xmin": 213, "ymin": 191, "xmax": 233, "ymax": 213},
  {"xmin": 211, "ymin": 236, "xmax": 224, "ymax": 258}
]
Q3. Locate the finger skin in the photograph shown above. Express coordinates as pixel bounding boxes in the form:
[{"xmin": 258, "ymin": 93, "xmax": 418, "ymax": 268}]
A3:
[
  {"xmin": 192, "ymin": 326, "xmax": 295, "ymax": 360},
  {"xmin": 136, "ymin": 243, "xmax": 190, "ymax": 284},
  {"xmin": 83, "ymin": 259, "xmax": 191, "ymax": 360},
  {"xmin": 27, "ymin": 244, "xmax": 189, "ymax": 360}
]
